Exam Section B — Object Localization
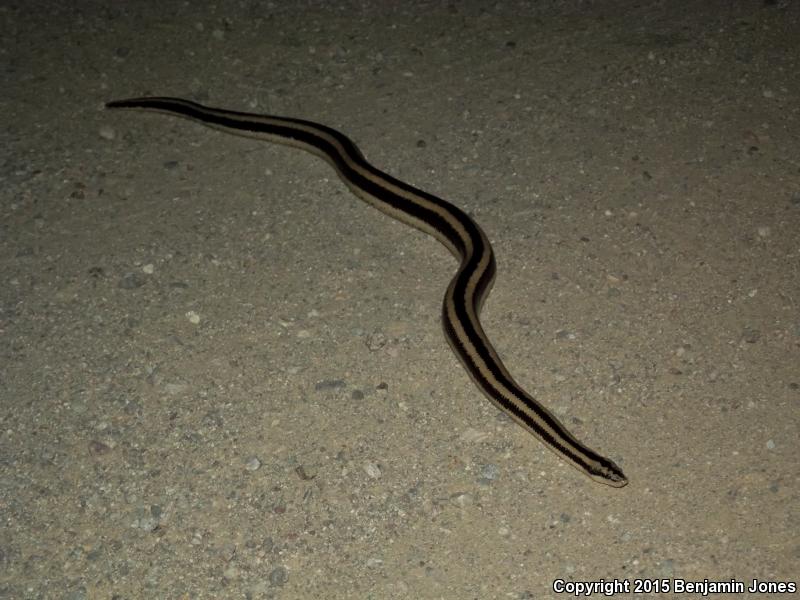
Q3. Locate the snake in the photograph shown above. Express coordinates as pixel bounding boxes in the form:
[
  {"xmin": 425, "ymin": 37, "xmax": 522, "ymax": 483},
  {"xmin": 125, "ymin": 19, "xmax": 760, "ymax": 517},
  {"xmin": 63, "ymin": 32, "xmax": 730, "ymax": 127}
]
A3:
[{"xmin": 106, "ymin": 97, "xmax": 628, "ymax": 487}]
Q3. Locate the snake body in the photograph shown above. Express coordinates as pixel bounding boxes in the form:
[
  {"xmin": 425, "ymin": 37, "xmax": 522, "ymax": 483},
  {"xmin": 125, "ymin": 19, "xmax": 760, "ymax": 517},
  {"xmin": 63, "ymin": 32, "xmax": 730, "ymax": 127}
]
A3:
[{"xmin": 106, "ymin": 97, "xmax": 627, "ymax": 487}]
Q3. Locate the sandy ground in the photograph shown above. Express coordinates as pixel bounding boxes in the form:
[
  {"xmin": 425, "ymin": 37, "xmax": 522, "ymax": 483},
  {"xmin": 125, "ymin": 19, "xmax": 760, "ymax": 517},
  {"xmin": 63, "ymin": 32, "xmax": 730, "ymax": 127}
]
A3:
[{"xmin": 2, "ymin": 1, "xmax": 798, "ymax": 598}]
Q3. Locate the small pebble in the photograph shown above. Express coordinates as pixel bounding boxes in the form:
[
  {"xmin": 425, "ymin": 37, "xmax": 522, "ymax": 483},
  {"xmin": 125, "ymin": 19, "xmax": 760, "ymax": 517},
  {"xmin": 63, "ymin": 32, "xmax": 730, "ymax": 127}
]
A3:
[
  {"xmin": 269, "ymin": 566, "xmax": 288, "ymax": 586},
  {"xmin": 741, "ymin": 328, "xmax": 760, "ymax": 344},
  {"xmin": 450, "ymin": 492, "xmax": 473, "ymax": 508},
  {"xmin": 118, "ymin": 272, "xmax": 146, "ymax": 289},
  {"xmin": 480, "ymin": 463, "xmax": 499, "ymax": 481},
  {"xmin": 315, "ymin": 379, "xmax": 345, "ymax": 392},
  {"xmin": 364, "ymin": 462, "xmax": 382, "ymax": 479},
  {"xmin": 164, "ymin": 382, "xmax": 188, "ymax": 395},
  {"xmin": 366, "ymin": 331, "xmax": 388, "ymax": 351},
  {"xmin": 98, "ymin": 125, "xmax": 115, "ymax": 140},
  {"xmin": 223, "ymin": 565, "xmax": 239, "ymax": 579},
  {"xmin": 460, "ymin": 428, "xmax": 489, "ymax": 443},
  {"xmin": 88, "ymin": 440, "xmax": 111, "ymax": 455},
  {"xmin": 295, "ymin": 465, "xmax": 315, "ymax": 480},
  {"xmin": 133, "ymin": 506, "xmax": 161, "ymax": 532}
]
